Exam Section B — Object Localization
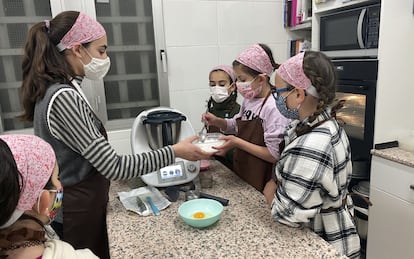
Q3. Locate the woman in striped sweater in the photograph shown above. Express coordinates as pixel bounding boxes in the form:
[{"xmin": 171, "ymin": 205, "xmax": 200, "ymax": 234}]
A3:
[{"xmin": 19, "ymin": 11, "xmax": 210, "ymax": 259}]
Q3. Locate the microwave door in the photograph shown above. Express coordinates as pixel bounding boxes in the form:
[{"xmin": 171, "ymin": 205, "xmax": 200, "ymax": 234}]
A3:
[
  {"xmin": 357, "ymin": 8, "xmax": 367, "ymax": 49},
  {"xmin": 320, "ymin": 9, "xmax": 362, "ymax": 51},
  {"xmin": 320, "ymin": 5, "xmax": 379, "ymax": 58}
]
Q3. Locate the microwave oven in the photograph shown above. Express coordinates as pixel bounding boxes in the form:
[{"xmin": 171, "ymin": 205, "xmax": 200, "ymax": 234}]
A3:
[{"xmin": 320, "ymin": 3, "xmax": 380, "ymax": 58}]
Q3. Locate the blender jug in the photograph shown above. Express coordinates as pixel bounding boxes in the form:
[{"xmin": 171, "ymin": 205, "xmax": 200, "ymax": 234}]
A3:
[{"xmin": 142, "ymin": 110, "xmax": 186, "ymax": 150}]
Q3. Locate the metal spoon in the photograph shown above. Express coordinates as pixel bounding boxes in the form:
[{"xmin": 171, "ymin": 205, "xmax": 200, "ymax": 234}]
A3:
[
  {"xmin": 199, "ymin": 124, "xmax": 207, "ymax": 143},
  {"xmin": 199, "ymin": 101, "xmax": 209, "ymax": 143}
]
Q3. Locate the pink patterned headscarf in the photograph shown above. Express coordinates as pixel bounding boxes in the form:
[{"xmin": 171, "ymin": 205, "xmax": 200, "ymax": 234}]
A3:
[
  {"xmin": 277, "ymin": 52, "xmax": 319, "ymax": 98},
  {"xmin": 210, "ymin": 65, "xmax": 236, "ymax": 82},
  {"xmin": 235, "ymin": 44, "xmax": 274, "ymax": 75},
  {"xmin": 0, "ymin": 135, "xmax": 56, "ymax": 229},
  {"xmin": 278, "ymin": 52, "xmax": 312, "ymax": 90},
  {"xmin": 56, "ymin": 12, "xmax": 106, "ymax": 52}
]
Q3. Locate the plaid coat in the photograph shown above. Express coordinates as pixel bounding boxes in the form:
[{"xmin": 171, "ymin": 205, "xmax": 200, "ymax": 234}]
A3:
[{"xmin": 271, "ymin": 110, "xmax": 360, "ymax": 258}]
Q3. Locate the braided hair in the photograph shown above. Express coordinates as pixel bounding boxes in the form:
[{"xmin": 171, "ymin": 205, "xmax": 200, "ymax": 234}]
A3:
[
  {"xmin": 294, "ymin": 51, "xmax": 346, "ymax": 137},
  {"xmin": 302, "ymin": 51, "xmax": 338, "ymax": 122}
]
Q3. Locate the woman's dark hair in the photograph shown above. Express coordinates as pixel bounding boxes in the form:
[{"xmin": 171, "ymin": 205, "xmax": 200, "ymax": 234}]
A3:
[
  {"xmin": 19, "ymin": 11, "xmax": 80, "ymax": 121},
  {"xmin": 0, "ymin": 139, "xmax": 22, "ymax": 227},
  {"xmin": 302, "ymin": 50, "xmax": 338, "ymax": 122},
  {"xmin": 232, "ymin": 43, "xmax": 280, "ymax": 78}
]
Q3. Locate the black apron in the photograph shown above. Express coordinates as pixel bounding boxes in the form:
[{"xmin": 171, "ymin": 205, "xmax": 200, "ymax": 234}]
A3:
[
  {"xmin": 62, "ymin": 123, "xmax": 111, "ymax": 259},
  {"xmin": 232, "ymin": 94, "xmax": 273, "ymax": 192}
]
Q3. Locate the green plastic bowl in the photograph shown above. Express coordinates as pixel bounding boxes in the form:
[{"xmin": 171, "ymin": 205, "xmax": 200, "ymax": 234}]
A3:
[{"xmin": 178, "ymin": 198, "xmax": 223, "ymax": 228}]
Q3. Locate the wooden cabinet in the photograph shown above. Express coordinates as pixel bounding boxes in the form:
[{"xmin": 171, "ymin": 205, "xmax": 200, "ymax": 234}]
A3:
[{"xmin": 366, "ymin": 156, "xmax": 414, "ymax": 259}]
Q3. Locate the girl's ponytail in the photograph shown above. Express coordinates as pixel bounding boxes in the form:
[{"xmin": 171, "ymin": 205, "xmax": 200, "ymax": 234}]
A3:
[
  {"xmin": 258, "ymin": 43, "xmax": 280, "ymax": 71},
  {"xmin": 20, "ymin": 11, "xmax": 78, "ymax": 121}
]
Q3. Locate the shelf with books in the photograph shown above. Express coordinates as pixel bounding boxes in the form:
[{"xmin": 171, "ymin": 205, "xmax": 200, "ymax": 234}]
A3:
[
  {"xmin": 288, "ymin": 39, "xmax": 311, "ymax": 57},
  {"xmin": 284, "ymin": 0, "xmax": 312, "ymax": 30},
  {"xmin": 289, "ymin": 20, "xmax": 311, "ymax": 31}
]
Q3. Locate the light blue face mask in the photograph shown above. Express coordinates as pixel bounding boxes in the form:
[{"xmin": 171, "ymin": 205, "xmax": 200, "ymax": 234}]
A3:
[{"xmin": 274, "ymin": 92, "xmax": 299, "ymax": 120}]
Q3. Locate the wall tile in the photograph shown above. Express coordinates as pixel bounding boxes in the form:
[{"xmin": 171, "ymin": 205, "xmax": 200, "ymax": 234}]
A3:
[
  {"xmin": 107, "ymin": 129, "xmax": 132, "ymax": 155},
  {"xmin": 163, "ymin": 0, "xmax": 218, "ymax": 46},
  {"xmin": 166, "ymin": 45, "xmax": 219, "ymax": 92},
  {"xmin": 170, "ymin": 89, "xmax": 210, "ymax": 130},
  {"xmin": 218, "ymin": 1, "xmax": 288, "ymax": 45}
]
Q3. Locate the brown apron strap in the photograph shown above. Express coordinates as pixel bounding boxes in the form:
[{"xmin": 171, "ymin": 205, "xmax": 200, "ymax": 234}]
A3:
[
  {"xmin": 257, "ymin": 90, "xmax": 271, "ymax": 116},
  {"xmin": 320, "ymin": 197, "xmax": 348, "ymax": 213}
]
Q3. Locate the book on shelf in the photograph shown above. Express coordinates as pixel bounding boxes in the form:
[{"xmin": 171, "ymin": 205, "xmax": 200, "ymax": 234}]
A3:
[
  {"xmin": 288, "ymin": 39, "xmax": 311, "ymax": 57},
  {"xmin": 284, "ymin": 0, "xmax": 312, "ymax": 28}
]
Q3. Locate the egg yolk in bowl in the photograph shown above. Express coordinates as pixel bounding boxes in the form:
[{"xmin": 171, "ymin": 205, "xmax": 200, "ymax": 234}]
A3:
[{"xmin": 193, "ymin": 211, "xmax": 205, "ymax": 219}]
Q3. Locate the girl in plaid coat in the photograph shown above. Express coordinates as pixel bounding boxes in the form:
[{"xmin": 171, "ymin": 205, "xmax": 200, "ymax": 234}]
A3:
[{"xmin": 264, "ymin": 51, "xmax": 360, "ymax": 258}]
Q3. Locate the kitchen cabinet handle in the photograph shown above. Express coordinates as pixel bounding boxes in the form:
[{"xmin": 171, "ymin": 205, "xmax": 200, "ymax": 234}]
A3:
[
  {"xmin": 410, "ymin": 184, "xmax": 414, "ymax": 190},
  {"xmin": 95, "ymin": 96, "xmax": 101, "ymax": 112},
  {"xmin": 0, "ymin": 106, "xmax": 3, "ymax": 133},
  {"xmin": 160, "ymin": 50, "xmax": 167, "ymax": 73},
  {"xmin": 357, "ymin": 8, "xmax": 366, "ymax": 49}
]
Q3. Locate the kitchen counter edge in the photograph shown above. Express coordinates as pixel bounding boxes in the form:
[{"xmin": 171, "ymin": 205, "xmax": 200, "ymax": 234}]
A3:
[{"xmin": 371, "ymin": 147, "xmax": 414, "ymax": 168}]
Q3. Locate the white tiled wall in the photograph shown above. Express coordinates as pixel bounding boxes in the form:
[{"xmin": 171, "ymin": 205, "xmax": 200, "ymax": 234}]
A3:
[
  {"xmin": 109, "ymin": 0, "xmax": 290, "ymax": 154},
  {"xmin": 163, "ymin": 0, "xmax": 289, "ymax": 130},
  {"xmin": 163, "ymin": 1, "xmax": 218, "ymax": 46}
]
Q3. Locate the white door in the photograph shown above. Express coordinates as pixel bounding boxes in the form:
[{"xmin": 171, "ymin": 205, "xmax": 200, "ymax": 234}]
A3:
[
  {"xmin": 0, "ymin": 0, "xmax": 168, "ymax": 132},
  {"xmin": 0, "ymin": 0, "xmax": 52, "ymax": 132}
]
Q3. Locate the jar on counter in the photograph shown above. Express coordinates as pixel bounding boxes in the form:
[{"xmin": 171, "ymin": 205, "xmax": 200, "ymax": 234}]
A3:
[{"xmin": 199, "ymin": 160, "xmax": 213, "ymax": 188}]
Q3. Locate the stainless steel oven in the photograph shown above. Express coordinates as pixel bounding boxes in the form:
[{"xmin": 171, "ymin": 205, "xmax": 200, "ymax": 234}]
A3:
[{"xmin": 333, "ymin": 59, "xmax": 378, "ymax": 179}]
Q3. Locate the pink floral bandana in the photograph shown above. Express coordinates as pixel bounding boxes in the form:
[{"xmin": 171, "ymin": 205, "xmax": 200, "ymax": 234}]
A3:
[
  {"xmin": 235, "ymin": 44, "xmax": 273, "ymax": 75},
  {"xmin": 0, "ymin": 135, "xmax": 55, "ymax": 213},
  {"xmin": 277, "ymin": 52, "xmax": 312, "ymax": 90},
  {"xmin": 210, "ymin": 65, "xmax": 236, "ymax": 82},
  {"xmin": 56, "ymin": 12, "xmax": 106, "ymax": 52}
]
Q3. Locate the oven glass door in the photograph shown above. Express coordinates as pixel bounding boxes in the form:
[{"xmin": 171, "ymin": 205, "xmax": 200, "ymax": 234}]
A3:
[{"xmin": 336, "ymin": 92, "xmax": 366, "ymax": 140}]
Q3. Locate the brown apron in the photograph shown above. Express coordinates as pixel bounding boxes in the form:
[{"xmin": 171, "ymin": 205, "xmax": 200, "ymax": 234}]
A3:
[
  {"xmin": 62, "ymin": 122, "xmax": 111, "ymax": 259},
  {"xmin": 232, "ymin": 94, "xmax": 273, "ymax": 192}
]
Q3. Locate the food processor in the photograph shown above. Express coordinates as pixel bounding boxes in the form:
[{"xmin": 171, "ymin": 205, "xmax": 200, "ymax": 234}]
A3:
[{"xmin": 131, "ymin": 107, "xmax": 200, "ymax": 187}]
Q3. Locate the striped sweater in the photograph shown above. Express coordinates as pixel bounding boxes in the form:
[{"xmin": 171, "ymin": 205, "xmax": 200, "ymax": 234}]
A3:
[{"xmin": 34, "ymin": 84, "xmax": 175, "ymax": 187}]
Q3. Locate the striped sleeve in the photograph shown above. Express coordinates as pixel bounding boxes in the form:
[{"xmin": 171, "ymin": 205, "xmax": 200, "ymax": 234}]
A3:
[{"xmin": 47, "ymin": 89, "xmax": 175, "ymax": 180}]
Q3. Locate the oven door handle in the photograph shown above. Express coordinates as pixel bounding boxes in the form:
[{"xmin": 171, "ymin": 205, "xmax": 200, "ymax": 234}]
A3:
[
  {"xmin": 338, "ymin": 84, "xmax": 368, "ymax": 92},
  {"xmin": 357, "ymin": 8, "xmax": 367, "ymax": 49}
]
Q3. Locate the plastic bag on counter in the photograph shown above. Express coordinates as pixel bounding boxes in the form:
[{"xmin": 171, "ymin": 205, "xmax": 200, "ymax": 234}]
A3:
[{"xmin": 118, "ymin": 186, "xmax": 171, "ymax": 216}]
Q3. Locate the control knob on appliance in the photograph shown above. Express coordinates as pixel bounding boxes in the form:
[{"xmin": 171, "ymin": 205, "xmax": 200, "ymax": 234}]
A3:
[{"xmin": 187, "ymin": 163, "xmax": 197, "ymax": 173}]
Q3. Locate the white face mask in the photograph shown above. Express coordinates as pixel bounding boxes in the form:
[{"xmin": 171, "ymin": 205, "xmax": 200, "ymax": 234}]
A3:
[
  {"xmin": 209, "ymin": 85, "xmax": 230, "ymax": 103},
  {"xmin": 81, "ymin": 48, "xmax": 111, "ymax": 80}
]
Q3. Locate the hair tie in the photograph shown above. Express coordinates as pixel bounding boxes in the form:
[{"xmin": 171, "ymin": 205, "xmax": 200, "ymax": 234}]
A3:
[{"xmin": 44, "ymin": 20, "xmax": 50, "ymax": 33}]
